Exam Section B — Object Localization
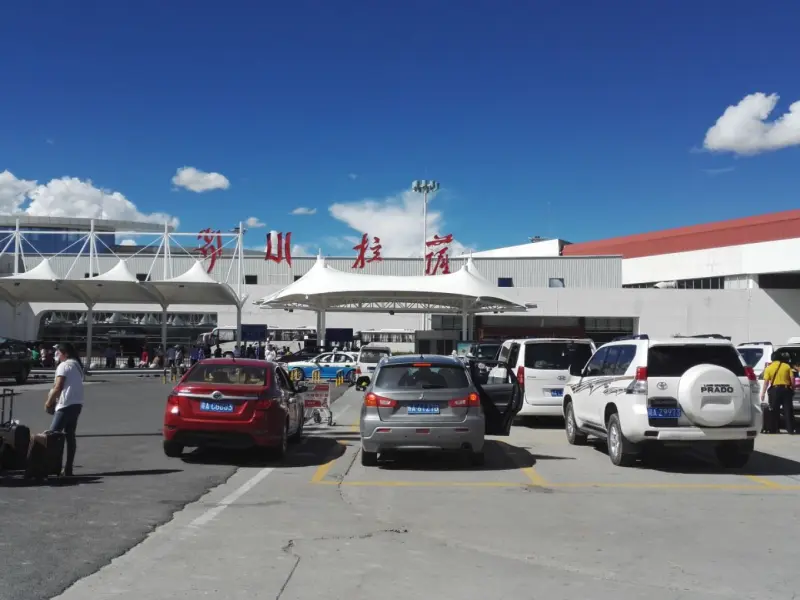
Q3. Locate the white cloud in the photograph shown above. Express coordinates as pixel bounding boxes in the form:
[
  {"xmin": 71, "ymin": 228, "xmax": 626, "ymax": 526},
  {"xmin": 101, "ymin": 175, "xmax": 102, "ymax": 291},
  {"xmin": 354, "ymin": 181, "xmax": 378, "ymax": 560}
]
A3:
[
  {"xmin": 328, "ymin": 190, "xmax": 467, "ymax": 258},
  {"xmin": 245, "ymin": 216, "xmax": 266, "ymax": 228},
  {"xmin": 171, "ymin": 166, "xmax": 230, "ymax": 192},
  {"xmin": 292, "ymin": 244, "xmax": 314, "ymax": 257},
  {"xmin": 291, "ymin": 207, "xmax": 317, "ymax": 216},
  {"xmin": 703, "ymin": 93, "xmax": 800, "ymax": 155},
  {"xmin": 119, "ymin": 238, "xmax": 137, "ymax": 246},
  {"xmin": 0, "ymin": 170, "xmax": 178, "ymax": 226}
]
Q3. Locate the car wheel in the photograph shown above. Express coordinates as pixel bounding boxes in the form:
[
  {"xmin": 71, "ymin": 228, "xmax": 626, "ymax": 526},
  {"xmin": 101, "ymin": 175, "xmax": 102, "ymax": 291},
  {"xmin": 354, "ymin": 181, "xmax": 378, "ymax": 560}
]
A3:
[
  {"xmin": 273, "ymin": 421, "xmax": 289, "ymax": 458},
  {"xmin": 715, "ymin": 441, "xmax": 753, "ymax": 469},
  {"xmin": 291, "ymin": 368, "xmax": 305, "ymax": 382},
  {"xmin": 289, "ymin": 416, "xmax": 304, "ymax": 443},
  {"xmin": 163, "ymin": 440, "xmax": 184, "ymax": 458},
  {"xmin": 15, "ymin": 367, "xmax": 30, "ymax": 385},
  {"xmin": 469, "ymin": 451, "xmax": 485, "ymax": 467},
  {"xmin": 346, "ymin": 370, "xmax": 356, "ymax": 385},
  {"xmin": 361, "ymin": 448, "xmax": 378, "ymax": 467},
  {"xmin": 606, "ymin": 413, "xmax": 637, "ymax": 467},
  {"xmin": 564, "ymin": 402, "xmax": 588, "ymax": 446}
]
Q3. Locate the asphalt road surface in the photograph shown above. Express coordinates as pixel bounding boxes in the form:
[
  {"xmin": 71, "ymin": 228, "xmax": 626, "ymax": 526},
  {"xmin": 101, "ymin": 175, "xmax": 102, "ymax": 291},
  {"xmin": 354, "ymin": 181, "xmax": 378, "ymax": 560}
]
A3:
[
  {"xmin": 40, "ymin": 387, "xmax": 800, "ymax": 600},
  {"xmin": 0, "ymin": 377, "xmax": 346, "ymax": 600}
]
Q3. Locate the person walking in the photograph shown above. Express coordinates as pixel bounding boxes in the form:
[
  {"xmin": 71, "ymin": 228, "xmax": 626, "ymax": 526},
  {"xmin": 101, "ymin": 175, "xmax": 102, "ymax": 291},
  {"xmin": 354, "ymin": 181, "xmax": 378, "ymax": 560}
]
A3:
[
  {"xmin": 761, "ymin": 351, "xmax": 795, "ymax": 435},
  {"xmin": 44, "ymin": 343, "xmax": 85, "ymax": 477}
]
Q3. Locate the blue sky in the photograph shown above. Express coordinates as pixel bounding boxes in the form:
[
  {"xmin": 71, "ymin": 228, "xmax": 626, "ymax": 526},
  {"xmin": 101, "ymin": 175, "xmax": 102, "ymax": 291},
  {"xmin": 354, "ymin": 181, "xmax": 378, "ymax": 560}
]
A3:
[{"xmin": 1, "ymin": 0, "xmax": 799, "ymax": 257}]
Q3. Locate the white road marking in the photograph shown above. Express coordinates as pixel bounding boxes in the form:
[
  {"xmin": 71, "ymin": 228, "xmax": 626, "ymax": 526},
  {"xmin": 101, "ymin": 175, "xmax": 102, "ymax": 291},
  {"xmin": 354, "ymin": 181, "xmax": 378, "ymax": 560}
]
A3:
[
  {"xmin": 335, "ymin": 405, "xmax": 351, "ymax": 424},
  {"xmin": 188, "ymin": 467, "xmax": 273, "ymax": 529}
]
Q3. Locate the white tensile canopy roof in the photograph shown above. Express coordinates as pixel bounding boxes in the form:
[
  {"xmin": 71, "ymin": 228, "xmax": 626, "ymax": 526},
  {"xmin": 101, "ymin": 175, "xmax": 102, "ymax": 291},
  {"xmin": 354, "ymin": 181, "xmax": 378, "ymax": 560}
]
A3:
[
  {"xmin": 0, "ymin": 258, "xmax": 242, "ymax": 308},
  {"xmin": 254, "ymin": 255, "xmax": 526, "ymax": 313}
]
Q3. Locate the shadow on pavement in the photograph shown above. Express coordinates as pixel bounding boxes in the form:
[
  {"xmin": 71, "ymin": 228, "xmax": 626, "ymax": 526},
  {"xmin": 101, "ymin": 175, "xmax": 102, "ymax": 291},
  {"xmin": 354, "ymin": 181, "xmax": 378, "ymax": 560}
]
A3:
[
  {"xmin": 376, "ymin": 440, "xmax": 574, "ymax": 472},
  {"xmin": 0, "ymin": 474, "xmax": 102, "ymax": 487},
  {"xmin": 180, "ymin": 435, "xmax": 345, "ymax": 468},
  {"xmin": 515, "ymin": 416, "xmax": 564, "ymax": 430},
  {"xmin": 590, "ymin": 442, "xmax": 800, "ymax": 476}
]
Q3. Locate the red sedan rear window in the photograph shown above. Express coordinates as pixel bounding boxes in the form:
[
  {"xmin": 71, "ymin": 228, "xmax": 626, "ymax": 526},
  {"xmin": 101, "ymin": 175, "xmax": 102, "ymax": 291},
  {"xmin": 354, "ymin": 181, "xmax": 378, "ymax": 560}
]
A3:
[{"xmin": 185, "ymin": 364, "xmax": 271, "ymax": 386}]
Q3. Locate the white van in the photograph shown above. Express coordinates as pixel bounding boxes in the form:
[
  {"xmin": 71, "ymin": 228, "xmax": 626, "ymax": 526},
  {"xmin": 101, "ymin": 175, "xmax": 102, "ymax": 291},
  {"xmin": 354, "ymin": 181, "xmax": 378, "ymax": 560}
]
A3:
[
  {"xmin": 489, "ymin": 338, "xmax": 596, "ymax": 417},
  {"xmin": 354, "ymin": 345, "xmax": 392, "ymax": 389}
]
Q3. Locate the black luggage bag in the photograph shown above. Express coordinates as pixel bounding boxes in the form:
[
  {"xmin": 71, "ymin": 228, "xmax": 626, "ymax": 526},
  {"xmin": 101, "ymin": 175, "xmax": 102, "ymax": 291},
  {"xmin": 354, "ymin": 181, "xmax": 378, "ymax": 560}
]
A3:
[
  {"xmin": 0, "ymin": 388, "xmax": 31, "ymax": 470},
  {"xmin": 762, "ymin": 401, "xmax": 778, "ymax": 433},
  {"xmin": 24, "ymin": 431, "xmax": 65, "ymax": 480}
]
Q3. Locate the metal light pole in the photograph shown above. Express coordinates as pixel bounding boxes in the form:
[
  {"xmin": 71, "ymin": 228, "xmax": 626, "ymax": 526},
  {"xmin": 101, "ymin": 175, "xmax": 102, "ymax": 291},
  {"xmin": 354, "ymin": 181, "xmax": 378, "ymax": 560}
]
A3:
[
  {"xmin": 411, "ymin": 180, "xmax": 440, "ymax": 274},
  {"xmin": 412, "ymin": 180, "xmax": 440, "ymax": 335}
]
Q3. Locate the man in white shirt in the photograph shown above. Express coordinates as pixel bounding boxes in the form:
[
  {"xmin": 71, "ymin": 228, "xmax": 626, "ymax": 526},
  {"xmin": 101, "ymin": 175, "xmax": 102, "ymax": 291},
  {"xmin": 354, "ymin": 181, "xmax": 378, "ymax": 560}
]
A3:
[
  {"xmin": 265, "ymin": 345, "xmax": 277, "ymax": 362},
  {"xmin": 45, "ymin": 343, "xmax": 85, "ymax": 477}
]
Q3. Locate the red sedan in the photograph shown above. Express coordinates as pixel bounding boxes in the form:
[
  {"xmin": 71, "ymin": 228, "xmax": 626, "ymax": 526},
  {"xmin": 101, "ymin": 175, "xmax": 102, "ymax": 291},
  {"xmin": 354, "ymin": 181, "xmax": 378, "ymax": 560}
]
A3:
[{"xmin": 163, "ymin": 358, "xmax": 305, "ymax": 458}]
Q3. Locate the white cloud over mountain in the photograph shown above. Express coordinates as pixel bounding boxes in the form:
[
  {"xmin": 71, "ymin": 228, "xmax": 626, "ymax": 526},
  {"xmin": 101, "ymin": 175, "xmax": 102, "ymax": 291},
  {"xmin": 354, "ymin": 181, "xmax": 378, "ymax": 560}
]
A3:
[
  {"xmin": 328, "ymin": 190, "xmax": 467, "ymax": 258},
  {"xmin": 0, "ymin": 170, "xmax": 178, "ymax": 226},
  {"xmin": 245, "ymin": 216, "xmax": 266, "ymax": 228},
  {"xmin": 171, "ymin": 166, "xmax": 230, "ymax": 192},
  {"xmin": 703, "ymin": 93, "xmax": 800, "ymax": 155}
]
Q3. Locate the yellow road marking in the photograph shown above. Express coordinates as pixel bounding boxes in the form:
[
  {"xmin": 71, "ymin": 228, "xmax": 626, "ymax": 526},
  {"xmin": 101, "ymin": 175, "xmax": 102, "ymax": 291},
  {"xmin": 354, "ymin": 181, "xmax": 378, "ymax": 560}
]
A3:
[
  {"xmin": 745, "ymin": 475, "xmax": 784, "ymax": 489},
  {"xmin": 520, "ymin": 467, "xmax": 549, "ymax": 486},
  {"xmin": 309, "ymin": 414, "xmax": 360, "ymax": 483}
]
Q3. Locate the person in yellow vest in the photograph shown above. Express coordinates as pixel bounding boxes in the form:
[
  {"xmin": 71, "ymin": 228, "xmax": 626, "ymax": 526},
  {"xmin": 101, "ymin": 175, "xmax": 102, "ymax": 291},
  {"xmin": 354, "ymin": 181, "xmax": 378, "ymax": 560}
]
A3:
[{"xmin": 760, "ymin": 351, "xmax": 795, "ymax": 435}]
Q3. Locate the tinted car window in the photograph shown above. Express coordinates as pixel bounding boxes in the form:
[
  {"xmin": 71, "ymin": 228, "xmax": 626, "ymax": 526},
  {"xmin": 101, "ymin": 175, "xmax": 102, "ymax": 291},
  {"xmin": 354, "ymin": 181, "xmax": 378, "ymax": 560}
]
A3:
[
  {"xmin": 360, "ymin": 349, "xmax": 390, "ymax": 363},
  {"xmin": 524, "ymin": 342, "xmax": 594, "ymax": 371},
  {"xmin": 185, "ymin": 364, "xmax": 271, "ymax": 385},
  {"xmin": 375, "ymin": 364, "xmax": 469, "ymax": 389},
  {"xmin": 774, "ymin": 346, "xmax": 800, "ymax": 366},
  {"xmin": 472, "ymin": 344, "xmax": 501, "ymax": 359},
  {"xmin": 738, "ymin": 348, "xmax": 764, "ymax": 368},
  {"xmin": 613, "ymin": 345, "xmax": 636, "ymax": 374},
  {"xmin": 584, "ymin": 347, "xmax": 608, "ymax": 376},
  {"xmin": 647, "ymin": 345, "xmax": 745, "ymax": 377}
]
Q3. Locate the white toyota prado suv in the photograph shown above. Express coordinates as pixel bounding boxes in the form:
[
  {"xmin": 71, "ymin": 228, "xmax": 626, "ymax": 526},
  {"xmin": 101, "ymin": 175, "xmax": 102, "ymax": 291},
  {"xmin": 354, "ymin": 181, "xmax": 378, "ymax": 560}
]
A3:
[{"xmin": 563, "ymin": 334, "xmax": 762, "ymax": 468}]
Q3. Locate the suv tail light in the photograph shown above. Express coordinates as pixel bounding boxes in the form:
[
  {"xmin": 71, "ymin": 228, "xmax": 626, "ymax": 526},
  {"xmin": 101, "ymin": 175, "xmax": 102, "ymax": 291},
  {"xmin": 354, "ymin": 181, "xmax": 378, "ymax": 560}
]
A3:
[
  {"xmin": 356, "ymin": 367, "xmax": 362, "ymax": 375},
  {"xmin": 629, "ymin": 367, "xmax": 648, "ymax": 395},
  {"xmin": 744, "ymin": 366, "xmax": 760, "ymax": 396},
  {"xmin": 449, "ymin": 393, "xmax": 480, "ymax": 408},
  {"xmin": 744, "ymin": 366, "xmax": 756, "ymax": 381},
  {"xmin": 365, "ymin": 393, "xmax": 397, "ymax": 408},
  {"xmin": 516, "ymin": 366, "xmax": 525, "ymax": 389}
]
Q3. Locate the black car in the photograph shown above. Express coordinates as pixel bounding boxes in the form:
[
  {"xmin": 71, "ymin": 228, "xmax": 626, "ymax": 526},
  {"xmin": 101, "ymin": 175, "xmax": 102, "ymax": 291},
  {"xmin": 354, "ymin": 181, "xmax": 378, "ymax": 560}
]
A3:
[
  {"xmin": 464, "ymin": 343, "xmax": 502, "ymax": 384},
  {"xmin": 0, "ymin": 337, "xmax": 33, "ymax": 384}
]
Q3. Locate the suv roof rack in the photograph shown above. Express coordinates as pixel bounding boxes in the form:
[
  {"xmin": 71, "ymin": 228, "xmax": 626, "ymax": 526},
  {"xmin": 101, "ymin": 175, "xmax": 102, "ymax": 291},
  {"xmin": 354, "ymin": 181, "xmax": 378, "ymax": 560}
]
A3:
[
  {"xmin": 673, "ymin": 333, "xmax": 731, "ymax": 340},
  {"xmin": 611, "ymin": 334, "xmax": 649, "ymax": 342},
  {"xmin": 737, "ymin": 341, "xmax": 772, "ymax": 346}
]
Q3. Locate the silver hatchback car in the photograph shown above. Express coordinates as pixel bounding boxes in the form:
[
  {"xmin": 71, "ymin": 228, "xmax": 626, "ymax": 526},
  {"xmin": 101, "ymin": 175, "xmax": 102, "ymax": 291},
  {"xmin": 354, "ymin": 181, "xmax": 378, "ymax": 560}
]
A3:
[{"xmin": 359, "ymin": 354, "xmax": 486, "ymax": 466}]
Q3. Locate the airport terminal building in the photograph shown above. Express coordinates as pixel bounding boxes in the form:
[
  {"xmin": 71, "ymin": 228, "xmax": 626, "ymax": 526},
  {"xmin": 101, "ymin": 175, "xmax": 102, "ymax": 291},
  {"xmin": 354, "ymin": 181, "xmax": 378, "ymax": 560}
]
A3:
[{"xmin": 2, "ymin": 211, "xmax": 800, "ymax": 353}]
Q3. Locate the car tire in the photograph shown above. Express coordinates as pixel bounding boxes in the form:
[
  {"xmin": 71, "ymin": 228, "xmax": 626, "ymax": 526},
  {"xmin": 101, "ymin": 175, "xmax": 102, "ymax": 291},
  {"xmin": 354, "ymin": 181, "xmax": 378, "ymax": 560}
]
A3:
[
  {"xmin": 606, "ymin": 413, "xmax": 637, "ymax": 467},
  {"xmin": 469, "ymin": 451, "xmax": 485, "ymax": 467},
  {"xmin": 163, "ymin": 440, "xmax": 184, "ymax": 458},
  {"xmin": 361, "ymin": 448, "xmax": 378, "ymax": 467},
  {"xmin": 715, "ymin": 440, "xmax": 753, "ymax": 469},
  {"xmin": 15, "ymin": 367, "xmax": 30, "ymax": 385},
  {"xmin": 273, "ymin": 421, "xmax": 289, "ymax": 458},
  {"xmin": 289, "ymin": 416, "xmax": 304, "ymax": 443},
  {"xmin": 564, "ymin": 402, "xmax": 588, "ymax": 446},
  {"xmin": 346, "ymin": 370, "xmax": 356, "ymax": 386},
  {"xmin": 291, "ymin": 368, "xmax": 305, "ymax": 382}
]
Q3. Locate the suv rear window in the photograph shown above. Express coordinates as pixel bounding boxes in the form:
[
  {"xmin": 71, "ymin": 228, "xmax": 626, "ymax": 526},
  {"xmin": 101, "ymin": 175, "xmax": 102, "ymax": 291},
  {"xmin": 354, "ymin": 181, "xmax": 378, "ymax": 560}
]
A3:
[
  {"xmin": 359, "ymin": 349, "xmax": 390, "ymax": 363},
  {"xmin": 185, "ymin": 364, "xmax": 271, "ymax": 385},
  {"xmin": 647, "ymin": 345, "xmax": 745, "ymax": 377},
  {"xmin": 737, "ymin": 348, "xmax": 764, "ymax": 368},
  {"xmin": 375, "ymin": 364, "xmax": 469, "ymax": 389},
  {"xmin": 524, "ymin": 342, "xmax": 593, "ymax": 371},
  {"xmin": 774, "ymin": 346, "xmax": 800, "ymax": 366}
]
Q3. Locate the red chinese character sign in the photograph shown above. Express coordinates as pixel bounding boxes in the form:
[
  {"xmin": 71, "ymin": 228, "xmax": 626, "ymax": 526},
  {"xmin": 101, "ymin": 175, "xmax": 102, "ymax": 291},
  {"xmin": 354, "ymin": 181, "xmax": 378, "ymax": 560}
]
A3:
[
  {"xmin": 351, "ymin": 234, "xmax": 383, "ymax": 269},
  {"xmin": 265, "ymin": 231, "xmax": 292, "ymax": 266},
  {"xmin": 425, "ymin": 233, "xmax": 452, "ymax": 275},
  {"xmin": 196, "ymin": 228, "xmax": 224, "ymax": 273}
]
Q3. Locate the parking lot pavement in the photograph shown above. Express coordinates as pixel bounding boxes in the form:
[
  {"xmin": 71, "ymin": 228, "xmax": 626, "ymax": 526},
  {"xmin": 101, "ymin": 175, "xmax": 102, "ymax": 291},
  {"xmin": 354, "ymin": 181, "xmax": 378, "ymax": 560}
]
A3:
[
  {"xmin": 46, "ymin": 387, "xmax": 800, "ymax": 599},
  {"xmin": 0, "ymin": 378, "xmax": 238, "ymax": 600}
]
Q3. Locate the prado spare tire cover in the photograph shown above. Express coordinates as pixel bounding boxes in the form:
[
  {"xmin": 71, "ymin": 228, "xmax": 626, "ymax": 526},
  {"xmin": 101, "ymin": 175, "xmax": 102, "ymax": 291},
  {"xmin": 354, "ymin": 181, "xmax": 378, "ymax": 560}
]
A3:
[{"xmin": 677, "ymin": 364, "xmax": 745, "ymax": 427}]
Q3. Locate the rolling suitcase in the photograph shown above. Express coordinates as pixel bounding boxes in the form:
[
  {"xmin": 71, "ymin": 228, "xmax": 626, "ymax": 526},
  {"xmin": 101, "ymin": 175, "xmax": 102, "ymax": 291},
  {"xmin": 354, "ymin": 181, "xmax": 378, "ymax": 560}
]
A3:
[
  {"xmin": 0, "ymin": 388, "xmax": 30, "ymax": 470},
  {"xmin": 24, "ymin": 431, "xmax": 65, "ymax": 480},
  {"xmin": 762, "ymin": 401, "xmax": 778, "ymax": 433}
]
